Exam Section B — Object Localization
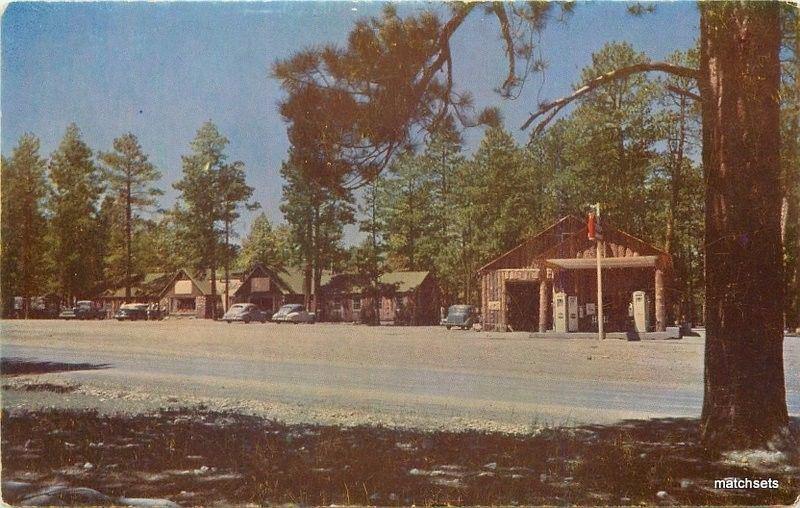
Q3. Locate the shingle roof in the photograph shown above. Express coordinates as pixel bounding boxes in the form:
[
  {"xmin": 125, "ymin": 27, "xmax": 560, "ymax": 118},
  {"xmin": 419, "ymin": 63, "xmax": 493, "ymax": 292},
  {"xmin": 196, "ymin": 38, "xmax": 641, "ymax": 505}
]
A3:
[
  {"xmin": 101, "ymin": 273, "xmax": 172, "ymax": 298},
  {"xmin": 378, "ymin": 271, "xmax": 430, "ymax": 292},
  {"xmin": 274, "ymin": 266, "xmax": 333, "ymax": 294},
  {"xmin": 322, "ymin": 271, "xmax": 431, "ymax": 294}
]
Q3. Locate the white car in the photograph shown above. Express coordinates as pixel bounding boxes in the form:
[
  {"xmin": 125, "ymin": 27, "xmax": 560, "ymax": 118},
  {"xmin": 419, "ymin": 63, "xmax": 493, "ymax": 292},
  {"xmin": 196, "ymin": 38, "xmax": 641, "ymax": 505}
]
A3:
[
  {"xmin": 272, "ymin": 304, "xmax": 315, "ymax": 324},
  {"xmin": 222, "ymin": 303, "xmax": 269, "ymax": 324}
]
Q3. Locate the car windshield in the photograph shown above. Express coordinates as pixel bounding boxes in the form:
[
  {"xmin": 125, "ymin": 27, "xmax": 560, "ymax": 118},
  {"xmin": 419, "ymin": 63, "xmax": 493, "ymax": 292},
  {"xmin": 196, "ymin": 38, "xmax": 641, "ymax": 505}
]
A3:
[
  {"xmin": 77, "ymin": 301, "xmax": 93, "ymax": 308},
  {"xmin": 279, "ymin": 304, "xmax": 303, "ymax": 313}
]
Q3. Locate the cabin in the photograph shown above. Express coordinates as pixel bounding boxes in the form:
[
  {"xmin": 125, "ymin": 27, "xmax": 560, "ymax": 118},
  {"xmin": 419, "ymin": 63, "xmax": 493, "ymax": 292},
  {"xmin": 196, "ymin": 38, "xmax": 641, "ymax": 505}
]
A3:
[
  {"xmin": 158, "ymin": 269, "xmax": 243, "ymax": 318},
  {"xmin": 321, "ymin": 271, "xmax": 440, "ymax": 325},
  {"xmin": 479, "ymin": 215, "xmax": 672, "ymax": 334},
  {"xmin": 231, "ymin": 263, "xmax": 308, "ymax": 313},
  {"xmin": 98, "ymin": 273, "xmax": 173, "ymax": 314}
]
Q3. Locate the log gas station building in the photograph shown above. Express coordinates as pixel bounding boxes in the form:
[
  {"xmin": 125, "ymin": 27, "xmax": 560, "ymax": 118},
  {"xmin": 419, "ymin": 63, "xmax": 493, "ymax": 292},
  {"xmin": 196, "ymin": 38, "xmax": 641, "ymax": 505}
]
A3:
[{"xmin": 478, "ymin": 215, "xmax": 672, "ymax": 334}]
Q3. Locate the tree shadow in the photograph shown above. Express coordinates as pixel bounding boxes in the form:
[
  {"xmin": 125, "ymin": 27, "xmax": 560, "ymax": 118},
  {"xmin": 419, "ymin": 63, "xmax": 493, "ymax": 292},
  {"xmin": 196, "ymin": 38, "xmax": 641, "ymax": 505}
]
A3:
[
  {"xmin": 1, "ymin": 408, "xmax": 798, "ymax": 506},
  {"xmin": 0, "ymin": 357, "xmax": 111, "ymax": 376}
]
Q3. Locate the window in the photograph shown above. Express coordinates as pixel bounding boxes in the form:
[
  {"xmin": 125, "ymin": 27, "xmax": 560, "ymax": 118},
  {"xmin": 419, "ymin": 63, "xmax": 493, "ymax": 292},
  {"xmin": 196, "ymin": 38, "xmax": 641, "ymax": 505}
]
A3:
[
  {"xmin": 176, "ymin": 298, "xmax": 196, "ymax": 311},
  {"xmin": 352, "ymin": 297, "xmax": 361, "ymax": 311},
  {"xmin": 251, "ymin": 277, "xmax": 270, "ymax": 292}
]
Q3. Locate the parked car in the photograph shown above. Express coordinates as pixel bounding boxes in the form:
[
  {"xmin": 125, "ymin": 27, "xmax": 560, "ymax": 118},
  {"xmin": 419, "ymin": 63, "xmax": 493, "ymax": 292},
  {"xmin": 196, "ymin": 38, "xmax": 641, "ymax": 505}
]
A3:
[
  {"xmin": 222, "ymin": 303, "xmax": 269, "ymax": 324},
  {"xmin": 59, "ymin": 300, "xmax": 106, "ymax": 320},
  {"xmin": 146, "ymin": 307, "xmax": 164, "ymax": 321},
  {"xmin": 443, "ymin": 304, "xmax": 478, "ymax": 330},
  {"xmin": 272, "ymin": 304, "xmax": 315, "ymax": 324},
  {"xmin": 12, "ymin": 296, "xmax": 60, "ymax": 319},
  {"xmin": 114, "ymin": 303, "xmax": 149, "ymax": 321}
]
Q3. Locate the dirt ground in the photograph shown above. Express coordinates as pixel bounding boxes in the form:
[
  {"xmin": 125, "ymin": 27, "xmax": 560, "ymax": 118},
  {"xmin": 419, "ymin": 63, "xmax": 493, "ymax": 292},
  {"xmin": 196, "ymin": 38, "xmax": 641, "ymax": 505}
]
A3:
[{"xmin": 1, "ymin": 320, "xmax": 798, "ymax": 433}]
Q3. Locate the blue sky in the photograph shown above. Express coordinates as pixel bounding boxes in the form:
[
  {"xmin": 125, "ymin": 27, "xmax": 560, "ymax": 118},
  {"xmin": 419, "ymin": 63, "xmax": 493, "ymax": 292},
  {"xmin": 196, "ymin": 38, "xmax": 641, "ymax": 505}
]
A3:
[{"xmin": 1, "ymin": 1, "xmax": 699, "ymax": 242}]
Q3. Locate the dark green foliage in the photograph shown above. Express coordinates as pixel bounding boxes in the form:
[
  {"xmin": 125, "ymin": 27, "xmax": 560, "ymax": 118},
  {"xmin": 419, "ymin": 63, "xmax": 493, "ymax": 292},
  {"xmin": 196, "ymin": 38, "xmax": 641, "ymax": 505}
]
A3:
[
  {"xmin": 280, "ymin": 157, "xmax": 354, "ymax": 308},
  {"xmin": 1, "ymin": 135, "xmax": 49, "ymax": 316},
  {"xmin": 172, "ymin": 122, "xmax": 257, "ymax": 316},
  {"xmin": 99, "ymin": 133, "xmax": 162, "ymax": 296},
  {"xmin": 272, "ymin": 3, "xmax": 563, "ymax": 190},
  {"xmin": 236, "ymin": 213, "xmax": 291, "ymax": 272},
  {"xmin": 47, "ymin": 124, "xmax": 105, "ymax": 301}
]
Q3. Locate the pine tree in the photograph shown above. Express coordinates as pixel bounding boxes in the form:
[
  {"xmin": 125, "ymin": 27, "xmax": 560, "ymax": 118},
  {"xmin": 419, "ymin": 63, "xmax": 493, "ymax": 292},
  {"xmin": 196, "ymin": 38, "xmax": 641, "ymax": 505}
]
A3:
[
  {"xmin": 554, "ymin": 42, "xmax": 661, "ymax": 237},
  {"xmin": 218, "ymin": 160, "xmax": 258, "ymax": 309},
  {"xmin": 237, "ymin": 213, "xmax": 291, "ymax": 272},
  {"xmin": 99, "ymin": 133, "xmax": 162, "ymax": 299},
  {"xmin": 48, "ymin": 124, "xmax": 105, "ymax": 302},
  {"xmin": 1, "ymin": 134, "xmax": 49, "ymax": 317},
  {"xmin": 379, "ymin": 151, "xmax": 439, "ymax": 271},
  {"xmin": 280, "ymin": 158, "xmax": 354, "ymax": 313},
  {"xmin": 173, "ymin": 121, "xmax": 229, "ymax": 318}
]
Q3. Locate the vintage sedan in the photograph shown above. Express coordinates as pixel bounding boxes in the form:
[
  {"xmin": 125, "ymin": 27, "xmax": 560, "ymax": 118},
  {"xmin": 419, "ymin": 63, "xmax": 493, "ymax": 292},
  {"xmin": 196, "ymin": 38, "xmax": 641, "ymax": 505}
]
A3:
[
  {"xmin": 272, "ymin": 304, "xmax": 315, "ymax": 324},
  {"xmin": 114, "ymin": 303, "xmax": 149, "ymax": 321},
  {"xmin": 222, "ymin": 303, "xmax": 269, "ymax": 324},
  {"xmin": 59, "ymin": 300, "xmax": 106, "ymax": 320},
  {"xmin": 443, "ymin": 304, "xmax": 479, "ymax": 330}
]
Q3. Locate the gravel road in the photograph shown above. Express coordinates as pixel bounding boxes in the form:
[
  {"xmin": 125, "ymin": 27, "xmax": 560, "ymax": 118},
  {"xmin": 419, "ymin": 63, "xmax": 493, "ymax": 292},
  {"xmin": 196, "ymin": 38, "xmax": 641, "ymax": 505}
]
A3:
[{"xmin": 2, "ymin": 320, "xmax": 798, "ymax": 433}]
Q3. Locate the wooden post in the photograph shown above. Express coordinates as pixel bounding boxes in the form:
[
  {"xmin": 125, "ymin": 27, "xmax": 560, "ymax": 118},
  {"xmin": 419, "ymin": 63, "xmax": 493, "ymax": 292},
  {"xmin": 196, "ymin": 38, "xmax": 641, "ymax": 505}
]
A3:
[
  {"xmin": 596, "ymin": 242, "xmax": 605, "ymax": 340},
  {"xmin": 538, "ymin": 279, "xmax": 548, "ymax": 332},
  {"xmin": 655, "ymin": 268, "xmax": 666, "ymax": 332}
]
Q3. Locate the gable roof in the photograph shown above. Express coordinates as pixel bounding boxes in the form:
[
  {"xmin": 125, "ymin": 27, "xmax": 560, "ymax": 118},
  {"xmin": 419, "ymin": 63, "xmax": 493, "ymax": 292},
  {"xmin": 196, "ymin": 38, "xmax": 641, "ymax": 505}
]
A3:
[
  {"xmin": 322, "ymin": 271, "xmax": 431, "ymax": 295},
  {"xmin": 274, "ymin": 266, "xmax": 334, "ymax": 294},
  {"xmin": 158, "ymin": 268, "xmax": 204, "ymax": 298},
  {"xmin": 479, "ymin": 215, "xmax": 670, "ymax": 273},
  {"xmin": 101, "ymin": 272, "xmax": 172, "ymax": 299},
  {"xmin": 234, "ymin": 263, "xmax": 294, "ymax": 295},
  {"xmin": 379, "ymin": 271, "xmax": 430, "ymax": 292},
  {"xmin": 234, "ymin": 263, "xmax": 336, "ymax": 296}
]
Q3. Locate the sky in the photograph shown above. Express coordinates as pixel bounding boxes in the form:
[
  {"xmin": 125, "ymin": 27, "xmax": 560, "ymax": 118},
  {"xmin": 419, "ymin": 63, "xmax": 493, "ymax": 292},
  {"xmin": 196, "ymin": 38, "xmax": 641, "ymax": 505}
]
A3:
[{"xmin": 1, "ymin": 1, "xmax": 700, "ymax": 243}]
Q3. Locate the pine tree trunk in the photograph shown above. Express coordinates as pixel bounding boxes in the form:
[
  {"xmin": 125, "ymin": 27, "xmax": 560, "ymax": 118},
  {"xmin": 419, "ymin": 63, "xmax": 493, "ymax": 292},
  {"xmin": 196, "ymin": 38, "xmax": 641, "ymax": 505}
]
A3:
[
  {"xmin": 208, "ymin": 229, "xmax": 217, "ymax": 320},
  {"xmin": 224, "ymin": 219, "xmax": 230, "ymax": 312},
  {"xmin": 125, "ymin": 179, "xmax": 132, "ymax": 301},
  {"xmin": 303, "ymin": 219, "xmax": 312, "ymax": 310},
  {"xmin": 699, "ymin": 2, "xmax": 789, "ymax": 450},
  {"xmin": 312, "ymin": 204, "xmax": 322, "ymax": 319},
  {"xmin": 792, "ymin": 12, "xmax": 800, "ymax": 331},
  {"xmin": 665, "ymin": 95, "xmax": 688, "ymax": 256}
]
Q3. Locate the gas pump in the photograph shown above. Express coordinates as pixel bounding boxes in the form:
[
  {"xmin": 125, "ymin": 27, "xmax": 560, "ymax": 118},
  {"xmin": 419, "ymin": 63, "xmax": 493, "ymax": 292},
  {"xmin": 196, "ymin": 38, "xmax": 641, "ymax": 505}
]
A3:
[
  {"xmin": 567, "ymin": 295, "xmax": 579, "ymax": 332},
  {"xmin": 553, "ymin": 292, "xmax": 567, "ymax": 333},
  {"xmin": 632, "ymin": 290, "xmax": 651, "ymax": 332}
]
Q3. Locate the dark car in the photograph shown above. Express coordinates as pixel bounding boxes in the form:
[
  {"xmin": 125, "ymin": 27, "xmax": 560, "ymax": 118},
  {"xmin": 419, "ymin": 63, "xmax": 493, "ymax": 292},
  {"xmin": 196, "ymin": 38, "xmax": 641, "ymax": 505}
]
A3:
[
  {"xmin": 59, "ymin": 300, "xmax": 106, "ymax": 320},
  {"xmin": 222, "ymin": 303, "xmax": 269, "ymax": 324},
  {"xmin": 114, "ymin": 303, "xmax": 149, "ymax": 321},
  {"xmin": 146, "ymin": 307, "xmax": 164, "ymax": 320},
  {"xmin": 443, "ymin": 304, "xmax": 478, "ymax": 330}
]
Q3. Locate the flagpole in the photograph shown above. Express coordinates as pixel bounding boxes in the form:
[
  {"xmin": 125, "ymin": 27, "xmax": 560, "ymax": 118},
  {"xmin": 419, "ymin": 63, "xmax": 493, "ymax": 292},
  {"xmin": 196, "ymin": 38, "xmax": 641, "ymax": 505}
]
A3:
[{"xmin": 595, "ymin": 203, "xmax": 605, "ymax": 340}]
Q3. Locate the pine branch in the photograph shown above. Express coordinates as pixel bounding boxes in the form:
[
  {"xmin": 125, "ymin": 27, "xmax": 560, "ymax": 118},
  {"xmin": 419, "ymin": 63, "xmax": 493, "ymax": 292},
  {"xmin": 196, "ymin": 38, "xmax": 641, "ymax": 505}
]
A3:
[
  {"xmin": 521, "ymin": 62, "xmax": 699, "ymax": 133},
  {"xmin": 666, "ymin": 84, "xmax": 702, "ymax": 102}
]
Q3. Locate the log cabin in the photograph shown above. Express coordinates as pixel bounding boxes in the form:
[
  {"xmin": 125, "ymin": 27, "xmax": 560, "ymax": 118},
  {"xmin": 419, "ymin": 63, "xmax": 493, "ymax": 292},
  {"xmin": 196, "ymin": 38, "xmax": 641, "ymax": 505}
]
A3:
[{"xmin": 479, "ymin": 215, "xmax": 672, "ymax": 333}]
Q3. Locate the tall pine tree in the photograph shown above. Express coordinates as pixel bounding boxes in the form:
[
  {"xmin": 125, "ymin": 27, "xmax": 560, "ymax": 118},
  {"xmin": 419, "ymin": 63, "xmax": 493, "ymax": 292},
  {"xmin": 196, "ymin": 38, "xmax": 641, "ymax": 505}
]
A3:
[
  {"xmin": 1, "ymin": 134, "xmax": 49, "ymax": 317},
  {"xmin": 173, "ymin": 122, "xmax": 229, "ymax": 318},
  {"xmin": 99, "ymin": 133, "xmax": 162, "ymax": 299},
  {"xmin": 48, "ymin": 124, "xmax": 105, "ymax": 302}
]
